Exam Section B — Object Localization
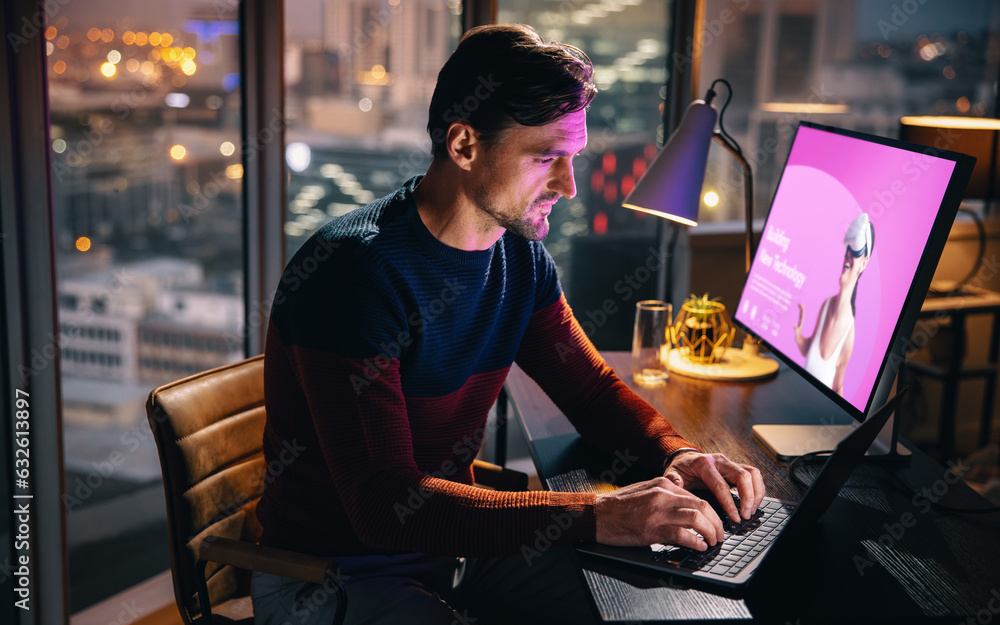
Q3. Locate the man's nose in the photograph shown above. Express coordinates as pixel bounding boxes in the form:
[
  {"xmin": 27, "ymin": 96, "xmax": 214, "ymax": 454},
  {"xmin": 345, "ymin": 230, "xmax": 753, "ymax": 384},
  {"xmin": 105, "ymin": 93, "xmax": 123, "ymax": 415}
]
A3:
[{"xmin": 550, "ymin": 157, "xmax": 577, "ymax": 200}]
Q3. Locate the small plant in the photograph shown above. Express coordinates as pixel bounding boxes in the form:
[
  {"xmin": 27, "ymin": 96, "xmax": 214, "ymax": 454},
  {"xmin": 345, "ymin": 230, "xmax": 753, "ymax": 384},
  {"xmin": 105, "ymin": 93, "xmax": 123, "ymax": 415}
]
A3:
[
  {"xmin": 673, "ymin": 292, "xmax": 733, "ymax": 364},
  {"xmin": 684, "ymin": 292, "xmax": 723, "ymax": 324}
]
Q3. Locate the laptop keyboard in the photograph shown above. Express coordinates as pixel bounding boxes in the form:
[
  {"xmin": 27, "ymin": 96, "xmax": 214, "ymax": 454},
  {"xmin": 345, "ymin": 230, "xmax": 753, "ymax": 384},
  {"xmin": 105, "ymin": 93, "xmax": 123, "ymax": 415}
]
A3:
[
  {"xmin": 651, "ymin": 498, "xmax": 793, "ymax": 577},
  {"xmin": 547, "ymin": 469, "xmax": 796, "ymax": 579}
]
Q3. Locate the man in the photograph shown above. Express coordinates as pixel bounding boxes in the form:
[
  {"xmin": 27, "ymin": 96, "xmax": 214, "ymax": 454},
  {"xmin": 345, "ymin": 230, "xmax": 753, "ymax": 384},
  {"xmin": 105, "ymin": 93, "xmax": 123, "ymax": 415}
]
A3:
[{"xmin": 252, "ymin": 23, "xmax": 765, "ymax": 625}]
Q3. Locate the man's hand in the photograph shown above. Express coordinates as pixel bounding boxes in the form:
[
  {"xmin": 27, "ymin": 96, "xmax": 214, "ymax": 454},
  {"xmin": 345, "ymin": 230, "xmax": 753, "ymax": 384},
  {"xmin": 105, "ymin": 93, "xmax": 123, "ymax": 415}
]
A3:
[
  {"xmin": 595, "ymin": 477, "xmax": 725, "ymax": 551},
  {"xmin": 664, "ymin": 451, "xmax": 766, "ymax": 522}
]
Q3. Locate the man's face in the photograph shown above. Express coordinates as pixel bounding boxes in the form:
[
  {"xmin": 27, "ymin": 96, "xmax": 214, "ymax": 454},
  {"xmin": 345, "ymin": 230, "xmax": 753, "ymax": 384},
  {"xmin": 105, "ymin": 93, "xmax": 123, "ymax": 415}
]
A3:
[{"xmin": 470, "ymin": 109, "xmax": 588, "ymax": 241}]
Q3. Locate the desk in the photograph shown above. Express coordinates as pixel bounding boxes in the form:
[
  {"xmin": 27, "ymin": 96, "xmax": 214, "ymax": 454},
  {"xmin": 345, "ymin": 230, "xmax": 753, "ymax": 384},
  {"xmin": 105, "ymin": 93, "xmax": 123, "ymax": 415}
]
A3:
[
  {"xmin": 904, "ymin": 287, "xmax": 1000, "ymax": 457},
  {"xmin": 505, "ymin": 352, "xmax": 1000, "ymax": 623}
]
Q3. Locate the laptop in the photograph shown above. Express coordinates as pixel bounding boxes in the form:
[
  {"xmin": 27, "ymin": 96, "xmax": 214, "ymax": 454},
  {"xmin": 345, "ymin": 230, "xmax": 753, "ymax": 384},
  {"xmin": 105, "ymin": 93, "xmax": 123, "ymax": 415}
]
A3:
[{"xmin": 556, "ymin": 387, "xmax": 907, "ymax": 595}]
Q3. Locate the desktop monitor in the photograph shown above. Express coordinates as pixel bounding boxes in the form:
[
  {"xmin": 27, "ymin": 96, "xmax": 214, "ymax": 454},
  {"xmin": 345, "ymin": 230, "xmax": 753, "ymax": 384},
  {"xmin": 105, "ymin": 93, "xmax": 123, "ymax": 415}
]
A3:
[{"xmin": 734, "ymin": 122, "xmax": 974, "ymax": 422}]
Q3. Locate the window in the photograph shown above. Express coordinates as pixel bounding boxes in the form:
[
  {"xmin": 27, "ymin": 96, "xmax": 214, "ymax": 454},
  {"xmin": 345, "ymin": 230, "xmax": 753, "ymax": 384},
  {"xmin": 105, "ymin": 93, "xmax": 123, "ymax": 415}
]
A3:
[
  {"xmin": 46, "ymin": 1, "xmax": 244, "ymax": 610},
  {"xmin": 695, "ymin": 0, "xmax": 1000, "ymax": 224},
  {"xmin": 497, "ymin": 0, "xmax": 672, "ymax": 349},
  {"xmin": 282, "ymin": 0, "xmax": 465, "ymax": 259}
]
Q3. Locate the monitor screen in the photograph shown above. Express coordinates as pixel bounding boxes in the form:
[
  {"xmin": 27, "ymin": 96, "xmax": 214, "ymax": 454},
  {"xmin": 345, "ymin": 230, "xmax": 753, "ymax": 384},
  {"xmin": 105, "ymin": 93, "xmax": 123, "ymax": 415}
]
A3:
[{"xmin": 734, "ymin": 122, "xmax": 973, "ymax": 419}]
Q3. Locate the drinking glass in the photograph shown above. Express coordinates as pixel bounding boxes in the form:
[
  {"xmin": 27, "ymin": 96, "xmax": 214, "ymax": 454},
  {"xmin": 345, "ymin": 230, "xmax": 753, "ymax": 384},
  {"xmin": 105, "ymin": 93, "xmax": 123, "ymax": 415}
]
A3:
[{"xmin": 632, "ymin": 300, "xmax": 672, "ymax": 384}]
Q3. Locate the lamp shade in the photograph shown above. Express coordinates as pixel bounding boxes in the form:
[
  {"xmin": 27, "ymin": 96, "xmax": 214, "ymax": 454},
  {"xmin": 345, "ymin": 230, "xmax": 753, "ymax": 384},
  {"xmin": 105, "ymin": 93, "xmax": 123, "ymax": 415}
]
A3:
[{"xmin": 622, "ymin": 100, "xmax": 718, "ymax": 226}]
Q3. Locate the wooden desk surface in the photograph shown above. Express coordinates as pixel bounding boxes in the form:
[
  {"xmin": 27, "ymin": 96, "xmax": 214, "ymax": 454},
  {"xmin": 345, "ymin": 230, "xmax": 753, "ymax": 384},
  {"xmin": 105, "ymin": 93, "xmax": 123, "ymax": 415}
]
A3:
[
  {"xmin": 506, "ymin": 352, "xmax": 856, "ymax": 503},
  {"xmin": 505, "ymin": 352, "xmax": 1000, "ymax": 623}
]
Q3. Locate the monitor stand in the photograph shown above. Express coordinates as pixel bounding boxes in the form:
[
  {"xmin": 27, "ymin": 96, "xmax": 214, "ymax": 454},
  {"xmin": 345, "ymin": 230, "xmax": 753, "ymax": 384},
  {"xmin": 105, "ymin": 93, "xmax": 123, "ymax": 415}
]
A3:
[{"xmin": 752, "ymin": 405, "xmax": 911, "ymax": 464}]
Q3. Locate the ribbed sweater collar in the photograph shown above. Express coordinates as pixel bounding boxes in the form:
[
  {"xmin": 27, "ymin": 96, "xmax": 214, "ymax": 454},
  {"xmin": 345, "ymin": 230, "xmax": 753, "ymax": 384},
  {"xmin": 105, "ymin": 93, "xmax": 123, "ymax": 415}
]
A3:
[{"xmin": 401, "ymin": 175, "xmax": 501, "ymax": 271}]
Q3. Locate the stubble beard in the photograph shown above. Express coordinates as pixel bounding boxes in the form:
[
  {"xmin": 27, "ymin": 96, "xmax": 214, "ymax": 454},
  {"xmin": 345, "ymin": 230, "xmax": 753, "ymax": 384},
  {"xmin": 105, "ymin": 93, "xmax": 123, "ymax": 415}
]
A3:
[{"xmin": 473, "ymin": 185, "xmax": 556, "ymax": 242}]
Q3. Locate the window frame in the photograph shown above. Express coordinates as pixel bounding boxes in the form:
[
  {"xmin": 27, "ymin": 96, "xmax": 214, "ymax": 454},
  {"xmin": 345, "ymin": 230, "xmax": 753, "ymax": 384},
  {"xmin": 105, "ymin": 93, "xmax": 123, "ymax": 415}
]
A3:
[
  {"xmin": 2, "ymin": 1, "xmax": 71, "ymax": 623},
  {"xmin": 0, "ymin": 1, "xmax": 695, "ymax": 621}
]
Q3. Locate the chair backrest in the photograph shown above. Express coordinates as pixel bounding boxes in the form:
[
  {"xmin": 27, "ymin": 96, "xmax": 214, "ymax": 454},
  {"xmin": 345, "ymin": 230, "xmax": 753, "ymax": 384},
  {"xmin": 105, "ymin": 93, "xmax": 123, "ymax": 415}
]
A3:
[{"xmin": 146, "ymin": 355, "xmax": 268, "ymax": 624}]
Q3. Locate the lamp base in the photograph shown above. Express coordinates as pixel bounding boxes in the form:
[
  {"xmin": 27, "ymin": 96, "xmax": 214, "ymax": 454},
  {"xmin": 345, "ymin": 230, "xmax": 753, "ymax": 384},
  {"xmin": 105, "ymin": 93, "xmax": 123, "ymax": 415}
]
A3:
[{"xmin": 667, "ymin": 346, "xmax": 780, "ymax": 381}]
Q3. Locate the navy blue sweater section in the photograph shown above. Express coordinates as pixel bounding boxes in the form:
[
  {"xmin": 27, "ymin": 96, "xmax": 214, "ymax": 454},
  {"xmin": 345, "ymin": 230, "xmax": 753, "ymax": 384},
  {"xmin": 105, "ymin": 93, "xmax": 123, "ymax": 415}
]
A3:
[{"xmin": 270, "ymin": 176, "xmax": 561, "ymax": 398}]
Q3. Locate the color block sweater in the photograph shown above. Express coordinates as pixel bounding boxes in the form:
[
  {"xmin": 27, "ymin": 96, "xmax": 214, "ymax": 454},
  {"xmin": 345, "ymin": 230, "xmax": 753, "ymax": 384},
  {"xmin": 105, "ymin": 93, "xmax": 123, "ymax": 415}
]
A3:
[{"xmin": 257, "ymin": 176, "xmax": 695, "ymax": 557}]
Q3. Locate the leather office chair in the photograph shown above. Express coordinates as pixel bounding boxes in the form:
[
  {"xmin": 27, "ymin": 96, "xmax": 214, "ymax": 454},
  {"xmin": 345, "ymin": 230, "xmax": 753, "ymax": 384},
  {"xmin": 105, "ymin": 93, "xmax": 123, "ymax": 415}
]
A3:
[{"xmin": 146, "ymin": 354, "xmax": 527, "ymax": 625}]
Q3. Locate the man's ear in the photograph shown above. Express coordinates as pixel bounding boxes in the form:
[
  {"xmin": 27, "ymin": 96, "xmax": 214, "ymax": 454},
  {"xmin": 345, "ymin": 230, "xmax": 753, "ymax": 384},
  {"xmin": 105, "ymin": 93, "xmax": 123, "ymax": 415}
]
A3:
[
  {"xmin": 858, "ymin": 256, "xmax": 870, "ymax": 272},
  {"xmin": 445, "ymin": 121, "xmax": 482, "ymax": 171}
]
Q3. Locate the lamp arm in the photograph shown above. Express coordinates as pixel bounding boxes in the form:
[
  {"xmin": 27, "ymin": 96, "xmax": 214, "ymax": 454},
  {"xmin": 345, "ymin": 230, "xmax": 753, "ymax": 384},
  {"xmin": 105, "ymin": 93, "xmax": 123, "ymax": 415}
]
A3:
[{"xmin": 712, "ymin": 132, "xmax": 755, "ymax": 273}]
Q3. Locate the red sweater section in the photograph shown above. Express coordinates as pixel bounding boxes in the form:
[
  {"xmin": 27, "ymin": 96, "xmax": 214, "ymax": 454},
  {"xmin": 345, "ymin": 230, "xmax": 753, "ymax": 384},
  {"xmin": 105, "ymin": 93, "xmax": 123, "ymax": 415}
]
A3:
[
  {"xmin": 514, "ymin": 295, "xmax": 695, "ymax": 475},
  {"xmin": 258, "ymin": 295, "xmax": 695, "ymax": 558}
]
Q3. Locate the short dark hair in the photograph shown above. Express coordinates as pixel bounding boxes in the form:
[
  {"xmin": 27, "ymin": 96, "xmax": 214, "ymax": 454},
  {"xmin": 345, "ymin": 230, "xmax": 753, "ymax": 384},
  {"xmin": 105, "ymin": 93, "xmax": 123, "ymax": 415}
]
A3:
[{"xmin": 427, "ymin": 23, "xmax": 597, "ymax": 159}]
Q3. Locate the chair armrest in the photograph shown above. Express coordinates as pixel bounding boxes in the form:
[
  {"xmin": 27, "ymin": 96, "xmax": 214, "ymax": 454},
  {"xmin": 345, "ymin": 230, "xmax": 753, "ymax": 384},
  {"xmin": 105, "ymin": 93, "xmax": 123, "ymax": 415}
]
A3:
[
  {"xmin": 472, "ymin": 459, "xmax": 529, "ymax": 491},
  {"xmin": 196, "ymin": 536, "xmax": 347, "ymax": 625},
  {"xmin": 199, "ymin": 535, "xmax": 336, "ymax": 585}
]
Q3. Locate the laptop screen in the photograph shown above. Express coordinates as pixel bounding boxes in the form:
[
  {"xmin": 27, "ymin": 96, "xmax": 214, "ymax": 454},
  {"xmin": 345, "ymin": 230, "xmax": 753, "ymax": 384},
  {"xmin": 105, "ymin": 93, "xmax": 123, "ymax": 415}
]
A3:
[{"xmin": 734, "ymin": 122, "xmax": 971, "ymax": 418}]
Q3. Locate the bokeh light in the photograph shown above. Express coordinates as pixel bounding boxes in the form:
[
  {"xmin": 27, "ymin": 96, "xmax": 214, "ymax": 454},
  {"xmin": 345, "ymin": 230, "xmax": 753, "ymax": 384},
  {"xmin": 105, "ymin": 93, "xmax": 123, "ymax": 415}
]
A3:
[
  {"xmin": 170, "ymin": 144, "xmax": 187, "ymax": 160},
  {"xmin": 286, "ymin": 142, "xmax": 312, "ymax": 172},
  {"xmin": 75, "ymin": 237, "xmax": 91, "ymax": 252},
  {"xmin": 100, "ymin": 62, "xmax": 116, "ymax": 78},
  {"xmin": 220, "ymin": 141, "xmax": 236, "ymax": 156}
]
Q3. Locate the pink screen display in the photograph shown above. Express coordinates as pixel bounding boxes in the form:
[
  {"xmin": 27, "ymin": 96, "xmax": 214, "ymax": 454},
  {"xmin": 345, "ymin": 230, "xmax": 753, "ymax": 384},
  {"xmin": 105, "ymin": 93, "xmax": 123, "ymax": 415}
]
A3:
[{"xmin": 736, "ymin": 125, "xmax": 956, "ymax": 412}]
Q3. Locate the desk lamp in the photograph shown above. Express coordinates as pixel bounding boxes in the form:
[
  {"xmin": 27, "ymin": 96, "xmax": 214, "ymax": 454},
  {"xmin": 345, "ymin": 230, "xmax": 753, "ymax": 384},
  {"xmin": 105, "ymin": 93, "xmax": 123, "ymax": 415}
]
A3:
[
  {"xmin": 623, "ymin": 78, "xmax": 779, "ymax": 381},
  {"xmin": 899, "ymin": 116, "xmax": 999, "ymax": 296}
]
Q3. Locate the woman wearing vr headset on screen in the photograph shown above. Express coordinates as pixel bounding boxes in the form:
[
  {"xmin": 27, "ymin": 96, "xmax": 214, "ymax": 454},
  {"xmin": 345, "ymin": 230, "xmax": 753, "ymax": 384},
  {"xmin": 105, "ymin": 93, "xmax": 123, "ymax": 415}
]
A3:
[{"xmin": 793, "ymin": 213, "xmax": 875, "ymax": 396}]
